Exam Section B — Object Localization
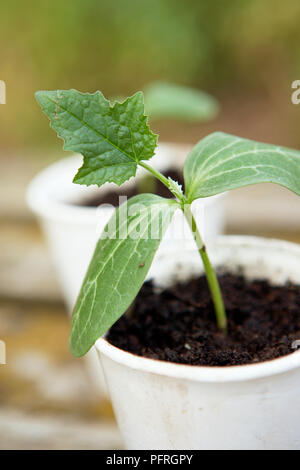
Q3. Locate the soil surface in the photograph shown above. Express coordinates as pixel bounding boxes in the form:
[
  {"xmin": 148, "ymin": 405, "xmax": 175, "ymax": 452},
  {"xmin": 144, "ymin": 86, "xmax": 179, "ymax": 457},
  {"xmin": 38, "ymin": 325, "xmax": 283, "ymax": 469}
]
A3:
[
  {"xmin": 107, "ymin": 274, "xmax": 300, "ymax": 366},
  {"xmin": 77, "ymin": 169, "xmax": 184, "ymax": 207}
]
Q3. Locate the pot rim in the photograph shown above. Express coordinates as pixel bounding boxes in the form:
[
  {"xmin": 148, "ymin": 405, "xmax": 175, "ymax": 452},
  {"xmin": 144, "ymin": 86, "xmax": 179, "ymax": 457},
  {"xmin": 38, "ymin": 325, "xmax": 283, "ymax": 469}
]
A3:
[
  {"xmin": 95, "ymin": 236, "xmax": 300, "ymax": 383},
  {"xmin": 26, "ymin": 150, "xmax": 225, "ymax": 224}
]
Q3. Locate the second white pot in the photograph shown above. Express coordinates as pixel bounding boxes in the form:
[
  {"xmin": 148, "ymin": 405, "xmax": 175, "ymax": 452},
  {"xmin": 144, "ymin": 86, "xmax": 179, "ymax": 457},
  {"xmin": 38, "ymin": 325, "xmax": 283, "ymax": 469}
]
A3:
[{"xmin": 96, "ymin": 236, "xmax": 300, "ymax": 450}]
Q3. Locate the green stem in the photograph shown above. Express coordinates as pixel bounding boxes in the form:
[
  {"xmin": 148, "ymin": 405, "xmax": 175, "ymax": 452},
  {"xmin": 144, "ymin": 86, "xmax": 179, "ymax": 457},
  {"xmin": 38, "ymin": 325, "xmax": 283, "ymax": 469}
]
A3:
[
  {"xmin": 139, "ymin": 161, "xmax": 227, "ymax": 332},
  {"xmin": 184, "ymin": 204, "xmax": 227, "ymax": 332},
  {"xmin": 139, "ymin": 161, "xmax": 171, "ymax": 190}
]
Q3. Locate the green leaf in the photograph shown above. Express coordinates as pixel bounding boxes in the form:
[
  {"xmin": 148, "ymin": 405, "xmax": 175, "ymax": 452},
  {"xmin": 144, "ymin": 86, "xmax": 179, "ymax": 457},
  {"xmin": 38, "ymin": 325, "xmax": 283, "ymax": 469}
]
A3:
[
  {"xmin": 35, "ymin": 89, "xmax": 157, "ymax": 187},
  {"xmin": 184, "ymin": 132, "xmax": 300, "ymax": 201},
  {"xmin": 144, "ymin": 81, "xmax": 219, "ymax": 122},
  {"xmin": 70, "ymin": 194, "xmax": 179, "ymax": 357}
]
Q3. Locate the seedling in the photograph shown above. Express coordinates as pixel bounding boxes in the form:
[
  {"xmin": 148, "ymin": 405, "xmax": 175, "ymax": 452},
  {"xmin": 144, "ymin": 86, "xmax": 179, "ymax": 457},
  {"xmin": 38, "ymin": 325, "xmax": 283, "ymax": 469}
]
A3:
[{"xmin": 36, "ymin": 90, "xmax": 300, "ymax": 357}]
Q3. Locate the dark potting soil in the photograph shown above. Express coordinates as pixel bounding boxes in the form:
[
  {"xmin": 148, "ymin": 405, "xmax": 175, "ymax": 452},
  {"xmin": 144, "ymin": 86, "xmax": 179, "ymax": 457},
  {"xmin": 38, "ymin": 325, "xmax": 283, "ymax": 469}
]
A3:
[
  {"xmin": 107, "ymin": 274, "xmax": 300, "ymax": 366},
  {"xmin": 77, "ymin": 169, "xmax": 183, "ymax": 207}
]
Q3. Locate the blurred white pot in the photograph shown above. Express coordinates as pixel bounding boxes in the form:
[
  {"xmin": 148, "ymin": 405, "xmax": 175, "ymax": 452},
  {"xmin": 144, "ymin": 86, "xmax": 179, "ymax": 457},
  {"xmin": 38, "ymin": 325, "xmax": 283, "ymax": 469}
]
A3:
[
  {"xmin": 96, "ymin": 236, "xmax": 300, "ymax": 450},
  {"xmin": 26, "ymin": 142, "xmax": 225, "ymax": 394}
]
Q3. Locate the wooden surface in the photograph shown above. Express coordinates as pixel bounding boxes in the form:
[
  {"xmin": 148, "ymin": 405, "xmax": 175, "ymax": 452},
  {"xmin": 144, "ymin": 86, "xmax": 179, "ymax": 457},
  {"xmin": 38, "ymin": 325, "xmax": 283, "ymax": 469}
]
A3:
[{"xmin": 1, "ymin": 152, "xmax": 300, "ymax": 449}]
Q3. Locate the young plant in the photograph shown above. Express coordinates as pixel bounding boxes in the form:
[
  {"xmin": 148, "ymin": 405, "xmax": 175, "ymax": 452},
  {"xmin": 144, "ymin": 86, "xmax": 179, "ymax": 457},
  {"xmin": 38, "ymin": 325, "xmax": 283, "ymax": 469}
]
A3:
[{"xmin": 36, "ymin": 89, "xmax": 300, "ymax": 357}]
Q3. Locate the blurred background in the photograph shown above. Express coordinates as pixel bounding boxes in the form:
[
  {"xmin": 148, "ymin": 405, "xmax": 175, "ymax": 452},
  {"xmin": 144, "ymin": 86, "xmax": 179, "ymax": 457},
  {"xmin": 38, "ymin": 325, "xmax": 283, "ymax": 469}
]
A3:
[{"xmin": 0, "ymin": 0, "xmax": 300, "ymax": 449}]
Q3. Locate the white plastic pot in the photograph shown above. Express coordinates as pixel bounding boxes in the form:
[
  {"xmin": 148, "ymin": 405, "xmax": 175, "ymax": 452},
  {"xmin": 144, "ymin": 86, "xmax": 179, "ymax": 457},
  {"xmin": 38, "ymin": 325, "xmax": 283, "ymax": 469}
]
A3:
[
  {"xmin": 26, "ymin": 143, "xmax": 225, "ymax": 394},
  {"xmin": 96, "ymin": 236, "xmax": 300, "ymax": 450}
]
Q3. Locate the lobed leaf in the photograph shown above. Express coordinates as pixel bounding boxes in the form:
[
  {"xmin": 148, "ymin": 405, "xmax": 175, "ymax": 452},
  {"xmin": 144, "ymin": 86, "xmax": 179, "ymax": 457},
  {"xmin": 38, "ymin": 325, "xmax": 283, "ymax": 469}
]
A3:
[
  {"xmin": 70, "ymin": 194, "xmax": 179, "ymax": 357},
  {"xmin": 35, "ymin": 89, "xmax": 157, "ymax": 187},
  {"xmin": 184, "ymin": 132, "xmax": 300, "ymax": 201}
]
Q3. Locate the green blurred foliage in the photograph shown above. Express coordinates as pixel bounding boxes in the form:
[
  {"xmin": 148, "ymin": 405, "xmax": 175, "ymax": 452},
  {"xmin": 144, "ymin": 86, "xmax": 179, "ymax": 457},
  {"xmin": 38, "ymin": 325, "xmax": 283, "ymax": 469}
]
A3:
[{"xmin": 0, "ymin": 0, "xmax": 299, "ymax": 149}]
